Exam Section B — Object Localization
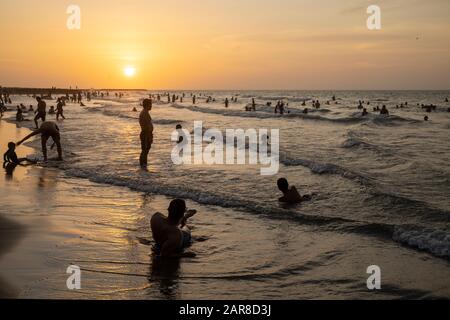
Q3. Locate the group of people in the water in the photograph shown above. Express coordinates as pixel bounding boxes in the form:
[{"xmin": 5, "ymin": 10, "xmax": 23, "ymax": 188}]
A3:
[{"xmin": 3, "ymin": 91, "xmax": 450, "ymax": 259}]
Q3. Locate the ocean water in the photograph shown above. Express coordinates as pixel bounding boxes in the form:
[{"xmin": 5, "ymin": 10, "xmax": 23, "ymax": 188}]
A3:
[{"xmin": 2, "ymin": 90, "xmax": 450, "ymax": 299}]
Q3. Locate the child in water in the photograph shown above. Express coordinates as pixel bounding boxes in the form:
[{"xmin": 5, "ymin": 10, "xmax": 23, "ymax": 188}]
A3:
[{"xmin": 3, "ymin": 142, "xmax": 36, "ymax": 166}]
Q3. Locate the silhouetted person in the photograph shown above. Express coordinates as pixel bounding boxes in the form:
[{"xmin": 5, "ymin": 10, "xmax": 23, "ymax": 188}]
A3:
[
  {"xmin": 15, "ymin": 106, "xmax": 24, "ymax": 122},
  {"xmin": 225, "ymin": 98, "xmax": 229, "ymax": 108},
  {"xmin": 17, "ymin": 121, "xmax": 62, "ymax": 162},
  {"xmin": 362, "ymin": 108, "xmax": 368, "ymax": 116},
  {"xmin": 424, "ymin": 116, "xmax": 429, "ymax": 121},
  {"xmin": 3, "ymin": 142, "xmax": 36, "ymax": 166},
  {"xmin": 150, "ymin": 199, "xmax": 197, "ymax": 258},
  {"xmin": 380, "ymin": 105, "xmax": 389, "ymax": 115},
  {"xmin": 277, "ymin": 178, "xmax": 310, "ymax": 204},
  {"xmin": 56, "ymin": 99, "xmax": 65, "ymax": 120},
  {"xmin": 34, "ymin": 97, "xmax": 46, "ymax": 129},
  {"xmin": 139, "ymin": 99, "xmax": 154, "ymax": 168},
  {"xmin": 49, "ymin": 106, "xmax": 55, "ymax": 115},
  {"xmin": 176, "ymin": 124, "xmax": 184, "ymax": 144}
]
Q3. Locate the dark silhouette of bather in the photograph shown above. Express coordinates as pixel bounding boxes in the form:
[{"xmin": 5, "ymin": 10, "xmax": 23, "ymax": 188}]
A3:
[
  {"xmin": 139, "ymin": 99, "xmax": 154, "ymax": 168},
  {"xmin": 34, "ymin": 97, "xmax": 47, "ymax": 129},
  {"xmin": 17, "ymin": 121, "xmax": 62, "ymax": 162},
  {"xmin": 277, "ymin": 178, "xmax": 310, "ymax": 204},
  {"xmin": 150, "ymin": 199, "xmax": 197, "ymax": 258}
]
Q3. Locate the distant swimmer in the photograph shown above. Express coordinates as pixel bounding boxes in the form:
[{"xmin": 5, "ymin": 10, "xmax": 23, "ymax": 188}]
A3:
[
  {"xmin": 150, "ymin": 199, "xmax": 197, "ymax": 258},
  {"xmin": 132, "ymin": 107, "xmax": 137, "ymax": 112},
  {"xmin": 139, "ymin": 99, "xmax": 154, "ymax": 168},
  {"xmin": 17, "ymin": 121, "xmax": 62, "ymax": 162},
  {"xmin": 303, "ymin": 108, "xmax": 308, "ymax": 114},
  {"xmin": 225, "ymin": 98, "xmax": 229, "ymax": 108},
  {"xmin": 16, "ymin": 106, "xmax": 24, "ymax": 122},
  {"xmin": 176, "ymin": 124, "xmax": 184, "ymax": 144},
  {"xmin": 3, "ymin": 142, "xmax": 36, "ymax": 166},
  {"xmin": 56, "ymin": 99, "xmax": 66, "ymax": 120},
  {"xmin": 34, "ymin": 97, "xmax": 47, "ymax": 129},
  {"xmin": 446, "ymin": 98, "xmax": 449, "ymax": 103},
  {"xmin": 362, "ymin": 108, "xmax": 368, "ymax": 116},
  {"xmin": 424, "ymin": 116, "xmax": 429, "ymax": 121},
  {"xmin": 49, "ymin": 106, "xmax": 55, "ymax": 115},
  {"xmin": 277, "ymin": 178, "xmax": 310, "ymax": 204},
  {"xmin": 380, "ymin": 105, "xmax": 389, "ymax": 115}
]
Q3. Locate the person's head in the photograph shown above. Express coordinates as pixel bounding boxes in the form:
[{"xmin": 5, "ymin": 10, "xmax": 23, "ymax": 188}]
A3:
[
  {"xmin": 176, "ymin": 124, "xmax": 182, "ymax": 130},
  {"xmin": 424, "ymin": 116, "xmax": 429, "ymax": 121},
  {"xmin": 143, "ymin": 99, "xmax": 152, "ymax": 110},
  {"xmin": 8, "ymin": 142, "xmax": 15, "ymax": 151},
  {"xmin": 167, "ymin": 199, "xmax": 186, "ymax": 225},
  {"xmin": 36, "ymin": 97, "xmax": 41, "ymax": 102},
  {"xmin": 277, "ymin": 178, "xmax": 289, "ymax": 192}
]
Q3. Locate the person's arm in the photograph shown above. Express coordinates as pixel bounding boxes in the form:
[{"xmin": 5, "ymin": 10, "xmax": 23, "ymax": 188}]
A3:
[
  {"xmin": 3, "ymin": 151, "xmax": 9, "ymax": 163},
  {"xmin": 17, "ymin": 130, "xmax": 41, "ymax": 146},
  {"xmin": 180, "ymin": 209, "xmax": 197, "ymax": 228}
]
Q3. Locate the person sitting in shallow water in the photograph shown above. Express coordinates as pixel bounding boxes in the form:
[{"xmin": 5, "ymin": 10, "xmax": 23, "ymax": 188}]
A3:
[
  {"xmin": 150, "ymin": 199, "xmax": 197, "ymax": 258},
  {"xmin": 277, "ymin": 178, "xmax": 310, "ymax": 204},
  {"xmin": 3, "ymin": 142, "xmax": 36, "ymax": 166},
  {"xmin": 362, "ymin": 108, "xmax": 368, "ymax": 116}
]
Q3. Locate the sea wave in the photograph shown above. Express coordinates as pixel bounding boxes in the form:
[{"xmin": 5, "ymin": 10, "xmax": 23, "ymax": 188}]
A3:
[
  {"xmin": 85, "ymin": 106, "xmax": 182, "ymax": 125},
  {"xmin": 393, "ymin": 226, "xmax": 450, "ymax": 258},
  {"xmin": 60, "ymin": 166, "xmax": 450, "ymax": 259}
]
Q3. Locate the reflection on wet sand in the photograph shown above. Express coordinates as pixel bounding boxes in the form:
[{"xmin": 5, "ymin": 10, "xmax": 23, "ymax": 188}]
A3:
[{"xmin": 0, "ymin": 215, "xmax": 25, "ymax": 298}]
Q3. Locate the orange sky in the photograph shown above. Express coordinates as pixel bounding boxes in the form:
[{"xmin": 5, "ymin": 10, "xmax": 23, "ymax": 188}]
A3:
[{"xmin": 1, "ymin": 0, "xmax": 450, "ymax": 89}]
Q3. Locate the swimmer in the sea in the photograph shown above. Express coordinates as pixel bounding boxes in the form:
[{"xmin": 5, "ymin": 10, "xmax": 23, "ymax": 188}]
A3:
[
  {"xmin": 139, "ymin": 99, "xmax": 154, "ymax": 168},
  {"xmin": 16, "ymin": 106, "xmax": 24, "ymax": 122},
  {"xmin": 56, "ymin": 99, "xmax": 66, "ymax": 120},
  {"xmin": 34, "ymin": 97, "xmax": 47, "ymax": 129},
  {"xmin": 17, "ymin": 121, "xmax": 62, "ymax": 162},
  {"xmin": 380, "ymin": 105, "xmax": 389, "ymax": 115},
  {"xmin": 362, "ymin": 108, "xmax": 368, "ymax": 116},
  {"xmin": 150, "ymin": 199, "xmax": 197, "ymax": 258},
  {"xmin": 424, "ymin": 116, "xmax": 429, "ymax": 121},
  {"xmin": 3, "ymin": 142, "xmax": 36, "ymax": 166},
  {"xmin": 277, "ymin": 178, "xmax": 310, "ymax": 204},
  {"xmin": 176, "ymin": 124, "xmax": 184, "ymax": 144}
]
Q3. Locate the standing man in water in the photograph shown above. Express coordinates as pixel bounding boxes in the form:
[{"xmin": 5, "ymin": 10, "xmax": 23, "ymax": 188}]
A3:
[
  {"xmin": 17, "ymin": 121, "xmax": 62, "ymax": 162},
  {"xmin": 34, "ymin": 97, "xmax": 47, "ymax": 129},
  {"xmin": 139, "ymin": 99, "xmax": 154, "ymax": 168}
]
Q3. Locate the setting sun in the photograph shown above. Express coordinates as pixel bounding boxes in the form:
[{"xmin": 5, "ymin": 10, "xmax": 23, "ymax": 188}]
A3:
[{"xmin": 124, "ymin": 66, "xmax": 136, "ymax": 77}]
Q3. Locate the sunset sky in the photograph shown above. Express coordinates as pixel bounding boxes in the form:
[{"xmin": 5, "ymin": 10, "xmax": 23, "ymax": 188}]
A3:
[{"xmin": 1, "ymin": 0, "xmax": 449, "ymax": 90}]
